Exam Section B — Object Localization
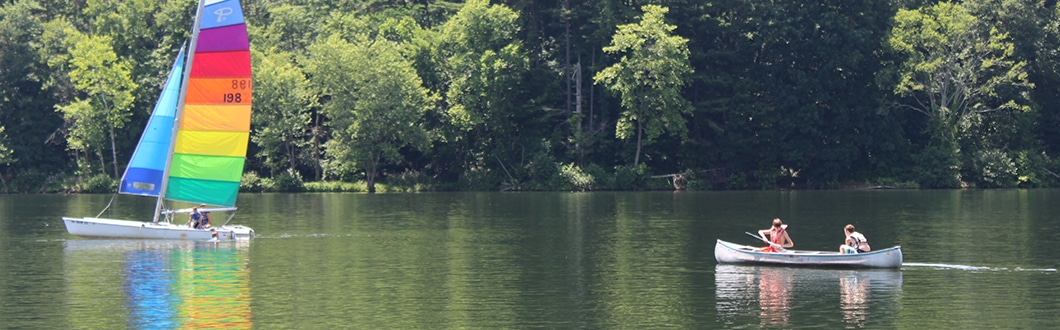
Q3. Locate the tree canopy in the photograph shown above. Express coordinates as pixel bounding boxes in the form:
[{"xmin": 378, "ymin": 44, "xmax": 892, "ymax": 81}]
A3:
[
  {"xmin": 4, "ymin": 0, "xmax": 1060, "ymax": 193},
  {"xmin": 594, "ymin": 5, "xmax": 693, "ymax": 167}
]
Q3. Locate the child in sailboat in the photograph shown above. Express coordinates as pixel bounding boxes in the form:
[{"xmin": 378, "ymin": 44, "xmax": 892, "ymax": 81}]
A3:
[
  {"xmin": 189, "ymin": 206, "xmax": 202, "ymax": 228},
  {"xmin": 199, "ymin": 204, "xmax": 212, "ymax": 229}
]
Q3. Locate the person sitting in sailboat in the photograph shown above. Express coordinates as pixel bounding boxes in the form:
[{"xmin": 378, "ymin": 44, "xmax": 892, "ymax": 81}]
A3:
[
  {"xmin": 189, "ymin": 206, "xmax": 202, "ymax": 229},
  {"xmin": 198, "ymin": 204, "xmax": 212, "ymax": 229}
]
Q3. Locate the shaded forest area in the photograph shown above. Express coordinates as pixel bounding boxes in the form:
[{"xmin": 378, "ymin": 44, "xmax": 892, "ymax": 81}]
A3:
[{"xmin": 1, "ymin": 0, "xmax": 1059, "ymax": 193}]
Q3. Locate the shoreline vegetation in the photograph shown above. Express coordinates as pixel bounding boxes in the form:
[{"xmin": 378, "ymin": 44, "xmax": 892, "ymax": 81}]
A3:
[
  {"xmin": 4, "ymin": 1, "xmax": 1060, "ymax": 195},
  {"xmin": 53, "ymin": 168, "xmax": 925, "ymax": 195}
]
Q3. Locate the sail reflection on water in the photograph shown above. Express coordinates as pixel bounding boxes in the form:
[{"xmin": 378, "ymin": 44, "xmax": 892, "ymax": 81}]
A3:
[
  {"xmin": 714, "ymin": 265, "xmax": 902, "ymax": 327},
  {"xmin": 125, "ymin": 247, "xmax": 180, "ymax": 328},
  {"xmin": 176, "ymin": 241, "xmax": 252, "ymax": 328},
  {"xmin": 63, "ymin": 240, "xmax": 251, "ymax": 328}
]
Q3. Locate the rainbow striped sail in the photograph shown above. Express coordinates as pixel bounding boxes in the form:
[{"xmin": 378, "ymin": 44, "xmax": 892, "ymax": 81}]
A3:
[{"xmin": 165, "ymin": 0, "xmax": 252, "ymax": 207}]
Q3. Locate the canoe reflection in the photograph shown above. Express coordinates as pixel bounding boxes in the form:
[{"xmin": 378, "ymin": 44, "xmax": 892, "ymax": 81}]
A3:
[
  {"xmin": 840, "ymin": 273, "xmax": 870, "ymax": 326},
  {"xmin": 715, "ymin": 265, "xmax": 902, "ymax": 327},
  {"xmin": 63, "ymin": 240, "xmax": 252, "ymax": 329},
  {"xmin": 758, "ymin": 268, "xmax": 793, "ymax": 326}
]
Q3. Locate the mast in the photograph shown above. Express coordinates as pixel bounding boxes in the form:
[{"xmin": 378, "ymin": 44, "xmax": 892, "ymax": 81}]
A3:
[{"xmin": 153, "ymin": 0, "xmax": 206, "ymax": 223}]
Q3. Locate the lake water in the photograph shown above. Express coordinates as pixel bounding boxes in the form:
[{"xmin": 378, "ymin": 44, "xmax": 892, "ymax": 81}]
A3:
[{"xmin": 2, "ymin": 190, "xmax": 1058, "ymax": 328}]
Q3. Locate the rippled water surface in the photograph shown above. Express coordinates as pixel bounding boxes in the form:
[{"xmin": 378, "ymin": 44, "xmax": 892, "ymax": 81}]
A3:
[{"xmin": 2, "ymin": 190, "xmax": 1058, "ymax": 328}]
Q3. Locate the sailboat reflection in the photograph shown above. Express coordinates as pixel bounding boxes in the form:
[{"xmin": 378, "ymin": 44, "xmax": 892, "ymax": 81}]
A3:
[
  {"xmin": 64, "ymin": 240, "xmax": 252, "ymax": 328},
  {"xmin": 715, "ymin": 265, "xmax": 902, "ymax": 327}
]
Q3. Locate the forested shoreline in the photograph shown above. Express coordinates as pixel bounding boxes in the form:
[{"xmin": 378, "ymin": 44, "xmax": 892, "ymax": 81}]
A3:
[{"xmin": 1, "ymin": 0, "xmax": 1058, "ymax": 193}]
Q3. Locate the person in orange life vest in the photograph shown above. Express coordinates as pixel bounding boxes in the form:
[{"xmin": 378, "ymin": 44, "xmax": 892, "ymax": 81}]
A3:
[
  {"xmin": 840, "ymin": 224, "xmax": 870, "ymax": 254},
  {"xmin": 757, "ymin": 218, "xmax": 794, "ymax": 252}
]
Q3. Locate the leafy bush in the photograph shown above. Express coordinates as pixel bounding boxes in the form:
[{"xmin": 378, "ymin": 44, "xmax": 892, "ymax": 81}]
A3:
[
  {"xmin": 382, "ymin": 170, "xmax": 437, "ymax": 192},
  {"xmin": 966, "ymin": 148, "xmax": 1018, "ymax": 188},
  {"xmin": 1012, "ymin": 151, "xmax": 1056, "ymax": 188},
  {"xmin": 240, "ymin": 172, "xmax": 266, "ymax": 192},
  {"xmin": 78, "ymin": 173, "xmax": 116, "ymax": 193},
  {"xmin": 726, "ymin": 168, "xmax": 785, "ymax": 190},
  {"xmin": 461, "ymin": 167, "xmax": 504, "ymax": 191},
  {"xmin": 519, "ymin": 150, "xmax": 560, "ymax": 190},
  {"xmin": 911, "ymin": 145, "xmax": 961, "ymax": 188},
  {"xmin": 8, "ymin": 168, "xmax": 57, "ymax": 193},
  {"xmin": 274, "ymin": 168, "xmax": 305, "ymax": 192},
  {"xmin": 303, "ymin": 181, "xmax": 366, "ymax": 192},
  {"xmin": 558, "ymin": 162, "xmax": 594, "ymax": 191},
  {"xmin": 870, "ymin": 177, "xmax": 920, "ymax": 189},
  {"xmin": 582, "ymin": 164, "xmax": 611, "ymax": 189},
  {"xmin": 613, "ymin": 164, "xmax": 649, "ymax": 190}
]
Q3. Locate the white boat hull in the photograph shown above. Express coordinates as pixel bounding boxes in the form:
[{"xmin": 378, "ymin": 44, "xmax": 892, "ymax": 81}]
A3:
[
  {"xmin": 62, "ymin": 217, "xmax": 254, "ymax": 240},
  {"xmin": 714, "ymin": 239, "xmax": 902, "ymax": 268}
]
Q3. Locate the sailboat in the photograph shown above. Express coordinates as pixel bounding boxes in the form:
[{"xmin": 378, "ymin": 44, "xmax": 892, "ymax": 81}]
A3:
[{"xmin": 63, "ymin": 0, "xmax": 254, "ymax": 240}]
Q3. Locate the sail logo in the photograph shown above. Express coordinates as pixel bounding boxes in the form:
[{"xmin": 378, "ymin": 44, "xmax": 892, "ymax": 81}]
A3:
[
  {"xmin": 213, "ymin": 7, "xmax": 234, "ymax": 23},
  {"xmin": 201, "ymin": 0, "xmax": 246, "ymax": 30}
]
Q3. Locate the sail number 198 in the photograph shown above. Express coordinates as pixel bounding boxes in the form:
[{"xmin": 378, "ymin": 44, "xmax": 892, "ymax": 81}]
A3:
[
  {"xmin": 223, "ymin": 93, "xmax": 243, "ymax": 103},
  {"xmin": 224, "ymin": 79, "xmax": 250, "ymax": 103}
]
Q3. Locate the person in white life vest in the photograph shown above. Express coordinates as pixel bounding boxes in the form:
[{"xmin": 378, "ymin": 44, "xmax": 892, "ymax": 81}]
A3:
[{"xmin": 840, "ymin": 224, "xmax": 871, "ymax": 254}]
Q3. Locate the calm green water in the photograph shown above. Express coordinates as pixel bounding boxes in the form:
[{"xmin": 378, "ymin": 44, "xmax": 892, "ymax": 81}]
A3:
[{"xmin": 2, "ymin": 190, "xmax": 1058, "ymax": 328}]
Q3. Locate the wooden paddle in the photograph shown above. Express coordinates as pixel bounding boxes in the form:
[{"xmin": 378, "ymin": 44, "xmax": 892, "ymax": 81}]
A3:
[{"xmin": 745, "ymin": 231, "xmax": 785, "ymax": 250}]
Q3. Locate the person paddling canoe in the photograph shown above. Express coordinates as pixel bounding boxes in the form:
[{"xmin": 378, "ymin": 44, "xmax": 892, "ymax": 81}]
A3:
[{"xmin": 757, "ymin": 218, "xmax": 794, "ymax": 252}]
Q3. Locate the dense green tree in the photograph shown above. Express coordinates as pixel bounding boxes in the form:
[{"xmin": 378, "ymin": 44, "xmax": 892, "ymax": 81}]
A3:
[
  {"xmin": 251, "ymin": 50, "xmax": 318, "ymax": 178},
  {"xmin": 496, "ymin": 0, "xmax": 639, "ymax": 171},
  {"xmin": 888, "ymin": 2, "xmax": 1032, "ymax": 187},
  {"xmin": 84, "ymin": 0, "xmax": 193, "ymax": 166},
  {"xmin": 686, "ymin": 0, "xmax": 903, "ymax": 188},
  {"xmin": 305, "ymin": 34, "xmax": 433, "ymax": 192},
  {"xmin": 252, "ymin": 4, "xmax": 319, "ymax": 53},
  {"xmin": 957, "ymin": 0, "xmax": 1056, "ymax": 187},
  {"xmin": 593, "ymin": 5, "xmax": 692, "ymax": 167},
  {"xmin": 0, "ymin": 126, "xmax": 14, "ymax": 192},
  {"xmin": 434, "ymin": 0, "xmax": 532, "ymax": 187},
  {"xmin": 52, "ymin": 30, "xmax": 138, "ymax": 179},
  {"xmin": 437, "ymin": 0, "xmax": 526, "ymax": 129},
  {"xmin": 1040, "ymin": 4, "xmax": 1060, "ymax": 184},
  {"xmin": 0, "ymin": 0, "xmax": 52, "ymax": 192},
  {"xmin": 1036, "ymin": 4, "xmax": 1060, "ymax": 161}
]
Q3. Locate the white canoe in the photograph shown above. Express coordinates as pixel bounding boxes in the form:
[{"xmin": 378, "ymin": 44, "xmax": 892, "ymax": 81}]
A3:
[
  {"xmin": 714, "ymin": 239, "xmax": 903, "ymax": 268},
  {"xmin": 62, "ymin": 217, "xmax": 254, "ymax": 240}
]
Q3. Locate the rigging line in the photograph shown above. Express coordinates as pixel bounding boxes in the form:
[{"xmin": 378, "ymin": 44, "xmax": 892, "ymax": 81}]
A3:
[{"xmin": 94, "ymin": 193, "xmax": 119, "ymax": 218}]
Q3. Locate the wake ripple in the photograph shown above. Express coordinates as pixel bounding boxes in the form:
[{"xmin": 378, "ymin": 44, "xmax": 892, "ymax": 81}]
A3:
[
  {"xmin": 903, "ymin": 262, "xmax": 1057, "ymax": 273},
  {"xmin": 255, "ymin": 233, "xmax": 357, "ymax": 239}
]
